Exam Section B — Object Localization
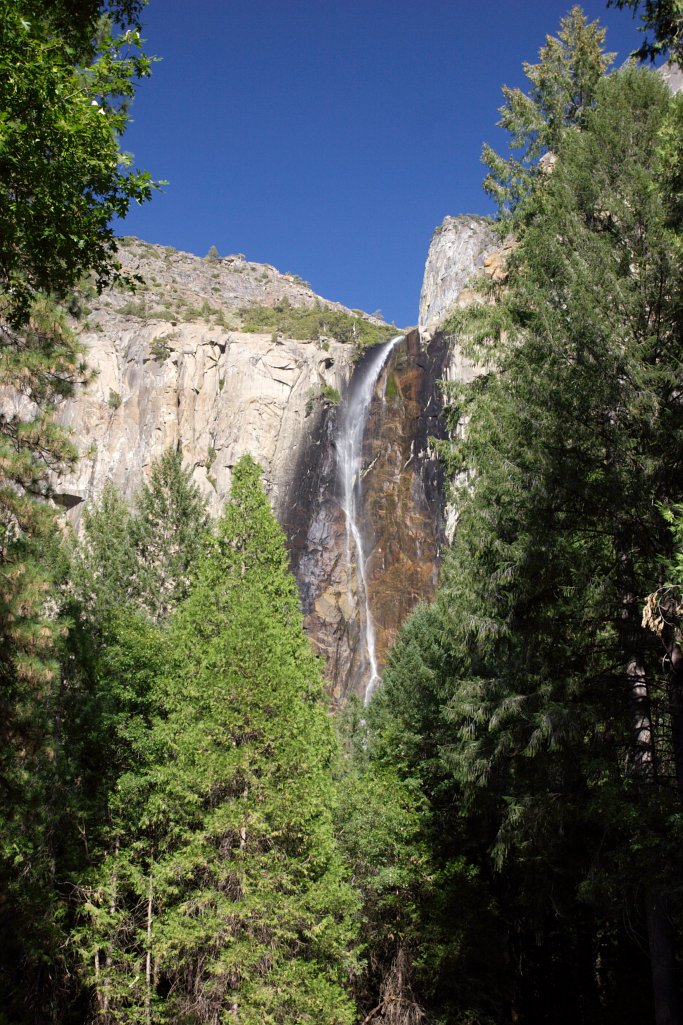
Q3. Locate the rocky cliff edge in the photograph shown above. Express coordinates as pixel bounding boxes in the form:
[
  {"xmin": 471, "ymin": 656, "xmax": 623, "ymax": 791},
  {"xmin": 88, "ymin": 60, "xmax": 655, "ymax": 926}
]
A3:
[
  {"xmin": 46, "ymin": 238, "xmax": 389, "ymax": 520},
  {"xmin": 418, "ymin": 215, "xmax": 498, "ymax": 334}
]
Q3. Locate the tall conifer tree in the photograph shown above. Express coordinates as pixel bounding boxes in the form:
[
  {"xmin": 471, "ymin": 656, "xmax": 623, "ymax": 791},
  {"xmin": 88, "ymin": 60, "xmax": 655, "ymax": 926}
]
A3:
[
  {"xmin": 482, "ymin": 5, "xmax": 614, "ymax": 222},
  {"xmin": 374, "ymin": 61, "xmax": 683, "ymax": 1024},
  {"xmin": 78, "ymin": 456, "xmax": 357, "ymax": 1024}
]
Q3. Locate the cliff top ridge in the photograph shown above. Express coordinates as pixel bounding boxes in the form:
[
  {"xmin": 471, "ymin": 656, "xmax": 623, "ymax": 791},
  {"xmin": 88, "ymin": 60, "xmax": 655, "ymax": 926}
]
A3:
[{"xmin": 99, "ymin": 236, "xmax": 389, "ymax": 330}]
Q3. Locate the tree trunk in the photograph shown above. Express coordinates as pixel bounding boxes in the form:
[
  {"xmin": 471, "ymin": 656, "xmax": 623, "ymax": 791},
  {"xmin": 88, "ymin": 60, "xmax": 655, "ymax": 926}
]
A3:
[
  {"xmin": 622, "ymin": 586, "xmax": 658, "ymax": 784},
  {"xmin": 668, "ymin": 643, "xmax": 683, "ymax": 801},
  {"xmin": 145, "ymin": 871, "xmax": 153, "ymax": 1025},
  {"xmin": 646, "ymin": 891, "xmax": 681, "ymax": 1025},
  {"xmin": 620, "ymin": 566, "xmax": 681, "ymax": 1024},
  {"xmin": 99, "ymin": 837, "xmax": 120, "ymax": 1021}
]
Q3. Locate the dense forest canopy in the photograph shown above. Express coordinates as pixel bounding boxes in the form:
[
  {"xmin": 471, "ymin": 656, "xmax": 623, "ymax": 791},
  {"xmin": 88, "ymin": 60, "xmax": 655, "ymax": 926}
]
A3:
[{"xmin": 0, "ymin": 1, "xmax": 682, "ymax": 1023}]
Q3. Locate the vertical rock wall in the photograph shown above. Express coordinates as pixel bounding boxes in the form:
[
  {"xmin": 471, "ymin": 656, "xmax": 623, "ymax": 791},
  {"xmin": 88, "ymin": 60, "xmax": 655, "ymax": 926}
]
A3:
[
  {"xmin": 281, "ymin": 330, "xmax": 449, "ymax": 704},
  {"xmin": 361, "ymin": 330, "xmax": 448, "ymax": 673},
  {"xmin": 419, "ymin": 215, "xmax": 497, "ymax": 334},
  {"xmin": 49, "ymin": 319, "xmax": 351, "ymax": 523}
]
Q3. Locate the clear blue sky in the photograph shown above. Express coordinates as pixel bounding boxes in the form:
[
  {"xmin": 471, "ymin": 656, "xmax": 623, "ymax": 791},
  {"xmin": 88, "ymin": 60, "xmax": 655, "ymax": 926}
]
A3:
[{"xmin": 117, "ymin": 0, "xmax": 650, "ymax": 326}]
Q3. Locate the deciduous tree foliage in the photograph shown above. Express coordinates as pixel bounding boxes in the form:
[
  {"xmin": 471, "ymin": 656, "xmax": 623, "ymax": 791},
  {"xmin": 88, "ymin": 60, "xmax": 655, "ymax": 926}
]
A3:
[{"xmin": 0, "ymin": 0, "xmax": 155, "ymax": 325}]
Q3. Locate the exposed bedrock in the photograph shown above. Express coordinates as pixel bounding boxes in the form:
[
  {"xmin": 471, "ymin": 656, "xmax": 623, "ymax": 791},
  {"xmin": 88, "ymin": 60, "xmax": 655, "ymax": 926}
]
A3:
[
  {"xmin": 47, "ymin": 239, "xmax": 360, "ymax": 522},
  {"xmin": 38, "ymin": 234, "xmax": 482, "ymax": 703},
  {"xmin": 52, "ymin": 320, "xmax": 349, "ymax": 524},
  {"xmin": 282, "ymin": 329, "xmax": 450, "ymax": 704},
  {"xmin": 419, "ymin": 214, "xmax": 498, "ymax": 334}
]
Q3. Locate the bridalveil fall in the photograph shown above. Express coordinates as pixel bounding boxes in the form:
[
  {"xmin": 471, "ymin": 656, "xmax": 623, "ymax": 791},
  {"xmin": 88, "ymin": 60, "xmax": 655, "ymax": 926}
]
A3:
[{"xmin": 283, "ymin": 328, "xmax": 450, "ymax": 704}]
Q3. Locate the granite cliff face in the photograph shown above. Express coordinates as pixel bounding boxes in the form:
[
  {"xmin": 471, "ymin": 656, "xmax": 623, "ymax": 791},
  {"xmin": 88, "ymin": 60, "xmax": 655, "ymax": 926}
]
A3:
[
  {"xmin": 43, "ymin": 230, "xmax": 487, "ymax": 702},
  {"xmin": 660, "ymin": 61, "xmax": 683, "ymax": 96},
  {"xmin": 418, "ymin": 215, "xmax": 498, "ymax": 334},
  {"xmin": 51, "ymin": 239, "xmax": 378, "ymax": 520},
  {"xmin": 54, "ymin": 318, "xmax": 348, "ymax": 522}
]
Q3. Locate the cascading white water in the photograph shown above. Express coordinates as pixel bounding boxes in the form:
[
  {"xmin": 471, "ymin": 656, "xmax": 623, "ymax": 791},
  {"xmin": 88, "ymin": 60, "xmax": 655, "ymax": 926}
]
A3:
[{"xmin": 337, "ymin": 335, "xmax": 403, "ymax": 703}]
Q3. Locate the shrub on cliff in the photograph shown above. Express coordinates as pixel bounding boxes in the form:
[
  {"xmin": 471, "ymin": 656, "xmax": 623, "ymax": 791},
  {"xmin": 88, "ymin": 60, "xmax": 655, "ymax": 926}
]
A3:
[{"xmin": 240, "ymin": 300, "xmax": 396, "ymax": 350}]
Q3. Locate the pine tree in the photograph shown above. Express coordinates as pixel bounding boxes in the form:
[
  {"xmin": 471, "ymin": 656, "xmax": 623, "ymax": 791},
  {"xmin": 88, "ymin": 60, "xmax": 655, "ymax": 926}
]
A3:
[
  {"xmin": 61, "ymin": 453, "xmax": 209, "ymax": 1020},
  {"xmin": 371, "ymin": 604, "xmax": 518, "ymax": 1025},
  {"xmin": 0, "ymin": 448, "xmax": 205, "ymax": 1022},
  {"xmin": 482, "ymin": 6, "xmax": 614, "ymax": 222},
  {"xmin": 375, "ymin": 65, "xmax": 683, "ymax": 1024},
  {"xmin": 78, "ymin": 456, "xmax": 357, "ymax": 1024},
  {"xmin": 333, "ymin": 698, "xmax": 432, "ymax": 1025},
  {"xmin": 130, "ymin": 449, "xmax": 209, "ymax": 623},
  {"xmin": 452, "ymin": 65, "xmax": 683, "ymax": 1024},
  {"xmin": 0, "ymin": 303, "xmax": 88, "ymax": 1024},
  {"xmin": 68, "ymin": 483, "xmax": 138, "ymax": 628},
  {"xmin": 608, "ymin": 0, "xmax": 683, "ymax": 66},
  {"xmin": 70, "ymin": 449, "xmax": 209, "ymax": 628}
]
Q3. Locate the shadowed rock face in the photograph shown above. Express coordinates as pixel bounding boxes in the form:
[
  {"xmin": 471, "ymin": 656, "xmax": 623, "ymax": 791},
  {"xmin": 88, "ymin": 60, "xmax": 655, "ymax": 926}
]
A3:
[
  {"xmin": 281, "ymin": 329, "xmax": 449, "ymax": 704},
  {"xmin": 361, "ymin": 330, "xmax": 448, "ymax": 681}
]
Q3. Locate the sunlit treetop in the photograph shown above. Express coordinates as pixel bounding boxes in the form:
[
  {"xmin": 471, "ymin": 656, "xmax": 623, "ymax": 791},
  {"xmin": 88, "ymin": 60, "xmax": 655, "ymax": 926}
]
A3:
[
  {"xmin": 0, "ymin": 0, "xmax": 156, "ymax": 325},
  {"xmin": 482, "ymin": 6, "xmax": 615, "ymax": 223}
]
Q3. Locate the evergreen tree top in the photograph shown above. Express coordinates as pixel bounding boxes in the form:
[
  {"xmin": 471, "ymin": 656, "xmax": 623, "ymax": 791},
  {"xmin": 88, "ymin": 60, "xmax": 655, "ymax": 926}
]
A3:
[{"xmin": 482, "ymin": 6, "xmax": 615, "ymax": 224}]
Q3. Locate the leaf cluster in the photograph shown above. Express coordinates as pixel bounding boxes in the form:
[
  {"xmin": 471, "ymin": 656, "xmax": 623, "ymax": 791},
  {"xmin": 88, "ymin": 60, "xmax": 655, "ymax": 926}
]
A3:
[{"xmin": 0, "ymin": 0, "xmax": 157, "ymax": 326}]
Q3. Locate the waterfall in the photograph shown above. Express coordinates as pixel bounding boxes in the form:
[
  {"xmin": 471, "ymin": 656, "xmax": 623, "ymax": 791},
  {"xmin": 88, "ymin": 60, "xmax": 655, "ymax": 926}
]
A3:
[{"xmin": 337, "ymin": 335, "xmax": 403, "ymax": 704}]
